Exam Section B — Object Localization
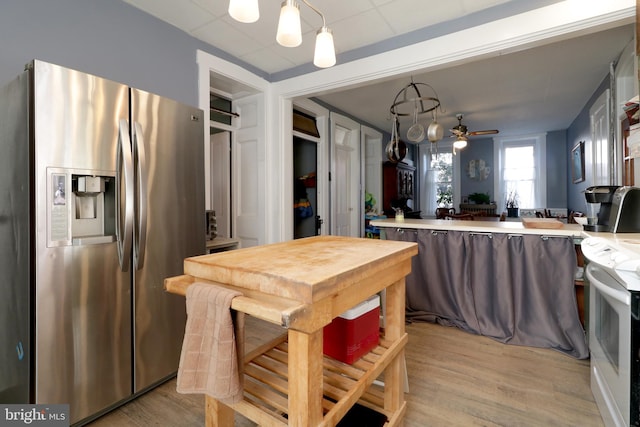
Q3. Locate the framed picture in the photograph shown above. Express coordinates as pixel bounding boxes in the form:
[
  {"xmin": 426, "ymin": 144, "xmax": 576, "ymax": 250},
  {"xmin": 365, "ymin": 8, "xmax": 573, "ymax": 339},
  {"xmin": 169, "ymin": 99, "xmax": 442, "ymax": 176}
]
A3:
[{"xmin": 572, "ymin": 141, "xmax": 585, "ymax": 183}]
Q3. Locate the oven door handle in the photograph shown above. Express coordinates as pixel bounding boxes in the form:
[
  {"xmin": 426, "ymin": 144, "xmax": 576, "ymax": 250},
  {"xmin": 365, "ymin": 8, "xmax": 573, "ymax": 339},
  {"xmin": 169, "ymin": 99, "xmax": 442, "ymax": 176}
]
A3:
[{"xmin": 586, "ymin": 264, "xmax": 631, "ymax": 306}]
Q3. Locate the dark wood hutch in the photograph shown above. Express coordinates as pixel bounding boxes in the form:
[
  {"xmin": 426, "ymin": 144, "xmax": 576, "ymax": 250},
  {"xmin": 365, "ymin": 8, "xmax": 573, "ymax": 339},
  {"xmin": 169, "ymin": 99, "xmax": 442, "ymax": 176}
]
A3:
[{"xmin": 382, "ymin": 161, "xmax": 420, "ymax": 218}]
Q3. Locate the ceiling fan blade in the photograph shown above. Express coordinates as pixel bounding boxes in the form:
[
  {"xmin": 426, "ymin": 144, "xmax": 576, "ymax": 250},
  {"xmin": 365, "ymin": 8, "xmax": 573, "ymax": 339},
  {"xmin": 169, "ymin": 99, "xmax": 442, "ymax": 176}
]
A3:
[{"xmin": 468, "ymin": 129, "xmax": 499, "ymax": 136}]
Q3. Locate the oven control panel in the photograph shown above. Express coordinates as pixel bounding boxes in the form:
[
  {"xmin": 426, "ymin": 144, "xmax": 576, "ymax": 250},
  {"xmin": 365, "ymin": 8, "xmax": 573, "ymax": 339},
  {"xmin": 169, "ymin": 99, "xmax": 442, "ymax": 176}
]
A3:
[
  {"xmin": 582, "ymin": 237, "xmax": 620, "ymax": 268},
  {"xmin": 582, "ymin": 236, "xmax": 640, "ymax": 290}
]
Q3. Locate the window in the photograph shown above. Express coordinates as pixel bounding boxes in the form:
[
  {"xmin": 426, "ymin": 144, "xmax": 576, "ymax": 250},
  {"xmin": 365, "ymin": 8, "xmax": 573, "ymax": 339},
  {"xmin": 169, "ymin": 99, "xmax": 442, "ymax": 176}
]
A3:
[
  {"xmin": 494, "ymin": 134, "xmax": 546, "ymax": 209},
  {"xmin": 419, "ymin": 142, "xmax": 459, "ymax": 217}
]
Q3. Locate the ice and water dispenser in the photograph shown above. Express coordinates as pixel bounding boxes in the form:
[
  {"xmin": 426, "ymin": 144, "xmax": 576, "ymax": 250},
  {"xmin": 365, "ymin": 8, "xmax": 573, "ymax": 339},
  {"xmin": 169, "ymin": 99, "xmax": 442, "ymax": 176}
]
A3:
[{"xmin": 48, "ymin": 169, "xmax": 116, "ymax": 246}]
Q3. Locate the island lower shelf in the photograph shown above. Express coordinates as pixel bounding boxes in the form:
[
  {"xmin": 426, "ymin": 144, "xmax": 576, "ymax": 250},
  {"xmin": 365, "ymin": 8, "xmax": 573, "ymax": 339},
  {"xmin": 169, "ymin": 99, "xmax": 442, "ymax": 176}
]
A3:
[{"xmin": 230, "ymin": 331, "xmax": 408, "ymax": 427}]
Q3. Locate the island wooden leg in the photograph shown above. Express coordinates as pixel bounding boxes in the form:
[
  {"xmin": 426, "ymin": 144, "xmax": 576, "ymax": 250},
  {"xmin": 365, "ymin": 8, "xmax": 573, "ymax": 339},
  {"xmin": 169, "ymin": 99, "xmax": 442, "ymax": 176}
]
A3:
[
  {"xmin": 384, "ymin": 278, "xmax": 406, "ymax": 421},
  {"xmin": 205, "ymin": 396, "xmax": 234, "ymax": 427},
  {"xmin": 288, "ymin": 328, "xmax": 324, "ymax": 426}
]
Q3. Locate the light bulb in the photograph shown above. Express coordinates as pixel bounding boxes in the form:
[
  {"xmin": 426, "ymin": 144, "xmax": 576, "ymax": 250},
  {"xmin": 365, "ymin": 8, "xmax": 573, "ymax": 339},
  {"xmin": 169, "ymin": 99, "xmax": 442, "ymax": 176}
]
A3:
[
  {"xmin": 228, "ymin": 0, "xmax": 260, "ymax": 23},
  {"xmin": 453, "ymin": 137, "xmax": 468, "ymax": 150},
  {"xmin": 314, "ymin": 27, "xmax": 336, "ymax": 68},
  {"xmin": 276, "ymin": 0, "xmax": 302, "ymax": 47}
]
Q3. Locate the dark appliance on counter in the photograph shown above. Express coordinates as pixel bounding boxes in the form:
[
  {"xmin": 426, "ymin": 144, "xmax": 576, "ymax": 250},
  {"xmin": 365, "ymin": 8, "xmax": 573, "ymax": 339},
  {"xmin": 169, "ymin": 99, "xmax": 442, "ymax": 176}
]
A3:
[
  {"xmin": 609, "ymin": 186, "xmax": 640, "ymax": 233},
  {"xmin": 583, "ymin": 185, "xmax": 620, "ymax": 232}
]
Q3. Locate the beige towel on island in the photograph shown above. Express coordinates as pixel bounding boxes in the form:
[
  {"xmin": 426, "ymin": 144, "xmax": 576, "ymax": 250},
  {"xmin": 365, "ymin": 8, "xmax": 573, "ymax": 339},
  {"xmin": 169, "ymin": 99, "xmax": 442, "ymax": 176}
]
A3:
[{"xmin": 176, "ymin": 282, "xmax": 245, "ymax": 404}]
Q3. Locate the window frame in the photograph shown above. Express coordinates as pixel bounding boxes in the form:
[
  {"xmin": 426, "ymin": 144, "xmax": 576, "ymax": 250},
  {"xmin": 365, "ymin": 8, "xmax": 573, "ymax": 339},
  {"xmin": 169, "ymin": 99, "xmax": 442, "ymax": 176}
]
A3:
[
  {"xmin": 418, "ymin": 141, "xmax": 461, "ymax": 217},
  {"xmin": 493, "ymin": 133, "xmax": 547, "ymax": 209}
]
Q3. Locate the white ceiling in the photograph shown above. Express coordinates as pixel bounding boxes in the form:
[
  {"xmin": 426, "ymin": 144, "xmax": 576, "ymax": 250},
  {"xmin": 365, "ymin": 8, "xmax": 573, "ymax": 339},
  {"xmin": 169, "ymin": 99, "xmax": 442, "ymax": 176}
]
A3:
[
  {"xmin": 121, "ymin": 0, "xmax": 635, "ymax": 140},
  {"xmin": 123, "ymin": 0, "xmax": 518, "ymax": 75},
  {"xmin": 318, "ymin": 25, "xmax": 635, "ymax": 137}
]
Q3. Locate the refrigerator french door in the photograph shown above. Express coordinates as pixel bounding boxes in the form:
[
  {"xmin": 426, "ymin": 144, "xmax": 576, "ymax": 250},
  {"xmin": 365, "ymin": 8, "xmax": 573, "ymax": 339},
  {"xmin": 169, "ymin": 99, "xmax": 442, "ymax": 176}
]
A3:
[{"xmin": 0, "ymin": 60, "xmax": 205, "ymax": 425}]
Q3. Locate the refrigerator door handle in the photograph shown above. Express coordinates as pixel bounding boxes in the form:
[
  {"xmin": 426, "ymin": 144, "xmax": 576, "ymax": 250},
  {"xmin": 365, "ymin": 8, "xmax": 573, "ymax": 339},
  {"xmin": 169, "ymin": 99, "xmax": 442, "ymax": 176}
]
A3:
[
  {"xmin": 116, "ymin": 119, "xmax": 134, "ymax": 271},
  {"xmin": 133, "ymin": 121, "xmax": 148, "ymax": 270}
]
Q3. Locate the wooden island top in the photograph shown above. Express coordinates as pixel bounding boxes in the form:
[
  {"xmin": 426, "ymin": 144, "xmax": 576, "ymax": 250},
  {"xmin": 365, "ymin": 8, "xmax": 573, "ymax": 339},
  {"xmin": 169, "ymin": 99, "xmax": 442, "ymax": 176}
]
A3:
[
  {"xmin": 165, "ymin": 235, "xmax": 418, "ymax": 427},
  {"xmin": 181, "ymin": 235, "xmax": 418, "ymax": 305}
]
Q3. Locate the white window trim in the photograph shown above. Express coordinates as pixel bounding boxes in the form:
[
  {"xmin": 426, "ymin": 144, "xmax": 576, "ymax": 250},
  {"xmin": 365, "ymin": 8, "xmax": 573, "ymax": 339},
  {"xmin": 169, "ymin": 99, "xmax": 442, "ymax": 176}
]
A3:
[{"xmin": 493, "ymin": 133, "xmax": 547, "ymax": 209}]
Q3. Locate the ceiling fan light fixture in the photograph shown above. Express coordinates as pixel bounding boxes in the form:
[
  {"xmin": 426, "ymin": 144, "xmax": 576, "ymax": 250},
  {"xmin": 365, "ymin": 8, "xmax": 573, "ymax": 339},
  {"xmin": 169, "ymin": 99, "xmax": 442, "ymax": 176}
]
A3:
[
  {"xmin": 276, "ymin": 0, "xmax": 302, "ymax": 47},
  {"xmin": 453, "ymin": 135, "xmax": 468, "ymax": 150},
  {"xmin": 314, "ymin": 26, "xmax": 336, "ymax": 68},
  {"xmin": 228, "ymin": 0, "xmax": 260, "ymax": 23}
]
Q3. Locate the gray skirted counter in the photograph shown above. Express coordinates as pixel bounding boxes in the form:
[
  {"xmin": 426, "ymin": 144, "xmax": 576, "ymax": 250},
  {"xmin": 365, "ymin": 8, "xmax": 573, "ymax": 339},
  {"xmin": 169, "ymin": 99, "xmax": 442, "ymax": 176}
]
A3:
[{"xmin": 370, "ymin": 218, "xmax": 588, "ymax": 359}]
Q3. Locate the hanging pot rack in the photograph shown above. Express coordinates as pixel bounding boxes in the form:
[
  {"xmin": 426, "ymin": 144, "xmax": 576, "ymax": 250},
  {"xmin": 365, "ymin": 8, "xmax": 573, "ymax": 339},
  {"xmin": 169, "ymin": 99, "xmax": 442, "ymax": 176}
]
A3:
[{"xmin": 389, "ymin": 81, "xmax": 442, "ymax": 118}]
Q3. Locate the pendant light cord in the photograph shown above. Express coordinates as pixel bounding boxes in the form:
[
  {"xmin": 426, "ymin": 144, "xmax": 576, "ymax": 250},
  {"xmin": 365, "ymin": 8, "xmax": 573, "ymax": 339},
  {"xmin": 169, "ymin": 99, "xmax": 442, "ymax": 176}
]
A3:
[{"xmin": 301, "ymin": 0, "xmax": 326, "ymax": 26}]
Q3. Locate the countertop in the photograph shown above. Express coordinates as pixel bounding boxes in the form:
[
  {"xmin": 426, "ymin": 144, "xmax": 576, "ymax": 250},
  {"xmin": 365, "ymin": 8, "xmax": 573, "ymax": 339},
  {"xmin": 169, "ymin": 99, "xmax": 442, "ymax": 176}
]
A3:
[
  {"xmin": 580, "ymin": 230, "xmax": 640, "ymax": 252},
  {"xmin": 184, "ymin": 235, "xmax": 418, "ymax": 305},
  {"xmin": 370, "ymin": 218, "xmax": 584, "ymax": 237}
]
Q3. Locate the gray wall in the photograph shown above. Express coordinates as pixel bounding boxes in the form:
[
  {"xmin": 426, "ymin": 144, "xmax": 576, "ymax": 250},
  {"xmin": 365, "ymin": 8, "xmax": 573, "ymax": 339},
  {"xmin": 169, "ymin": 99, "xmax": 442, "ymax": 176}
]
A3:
[
  {"xmin": 459, "ymin": 137, "xmax": 495, "ymax": 203},
  {"xmin": 458, "ymin": 129, "xmax": 569, "ymax": 210},
  {"xmin": 566, "ymin": 76, "xmax": 610, "ymax": 214},
  {"xmin": 546, "ymin": 129, "xmax": 568, "ymax": 208},
  {"xmin": 456, "ymin": 73, "xmax": 612, "ymax": 215},
  {"xmin": 0, "ymin": 0, "xmax": 262, "ymax": 107}
]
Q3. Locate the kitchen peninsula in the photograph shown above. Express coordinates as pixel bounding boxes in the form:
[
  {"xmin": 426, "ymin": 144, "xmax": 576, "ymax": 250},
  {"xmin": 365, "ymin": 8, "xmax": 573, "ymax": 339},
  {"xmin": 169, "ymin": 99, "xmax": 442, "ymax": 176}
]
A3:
[
  {"xmin": 370, "ymin": 218, "xmax": 588, "ymax": 359},
  {"xmin": 370, "ymin": 218, "xmax": 583, "ymax": 237}
]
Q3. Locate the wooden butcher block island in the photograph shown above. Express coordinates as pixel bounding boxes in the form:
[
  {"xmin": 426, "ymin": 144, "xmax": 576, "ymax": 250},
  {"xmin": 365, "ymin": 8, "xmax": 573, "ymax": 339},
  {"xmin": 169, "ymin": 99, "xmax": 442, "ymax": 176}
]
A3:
[{"xmin": 165, "ymin": 235, "xmax": 418, "ymax": 427}]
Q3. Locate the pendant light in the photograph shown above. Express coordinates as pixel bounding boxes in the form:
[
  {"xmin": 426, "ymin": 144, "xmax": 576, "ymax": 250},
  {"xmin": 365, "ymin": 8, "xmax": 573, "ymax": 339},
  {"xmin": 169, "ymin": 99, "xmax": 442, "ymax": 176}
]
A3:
[
  {"xmin": 228, "ymin": 0, "xmax": 259, "ymax": 23},
  {"xmin": 229, "ymin": 0, "xmax": 336, "ymax": 68},
  {"xmin": 314, "ymin": 26, "xmax": 336, "ymax": 68},
  {"xmin": 276, "ymin": 0, "xmax": 302, "ymax": 47},
  {"xmin": 301, "ymin": 0, "xmax": 336, "ymax": 68}
]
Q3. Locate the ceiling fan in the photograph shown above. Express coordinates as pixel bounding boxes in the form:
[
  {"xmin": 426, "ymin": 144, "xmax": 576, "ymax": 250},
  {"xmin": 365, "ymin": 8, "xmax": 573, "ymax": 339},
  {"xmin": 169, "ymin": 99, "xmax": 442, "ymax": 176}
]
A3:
[
  {"xmin": 450, "ymin": 113, "xmax": 499, "ymax": 138},
  {"xmin": 448, "ymin": 113, "xmax": 499, "ymax": 151}
]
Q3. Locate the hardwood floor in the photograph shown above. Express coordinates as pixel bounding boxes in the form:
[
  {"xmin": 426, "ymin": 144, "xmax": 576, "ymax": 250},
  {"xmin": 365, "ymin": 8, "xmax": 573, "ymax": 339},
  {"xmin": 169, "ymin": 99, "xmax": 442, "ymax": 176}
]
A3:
[{"xmin": 88, "ymin": 317, "xmax": 603, "ymax": 427}]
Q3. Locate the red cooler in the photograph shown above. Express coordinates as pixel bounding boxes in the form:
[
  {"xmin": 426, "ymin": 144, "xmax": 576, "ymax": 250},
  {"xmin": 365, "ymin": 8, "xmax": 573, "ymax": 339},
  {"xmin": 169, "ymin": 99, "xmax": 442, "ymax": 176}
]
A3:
[{"xmin": 323, "ymin": 294, "xmax": 380, "ymax": 364}]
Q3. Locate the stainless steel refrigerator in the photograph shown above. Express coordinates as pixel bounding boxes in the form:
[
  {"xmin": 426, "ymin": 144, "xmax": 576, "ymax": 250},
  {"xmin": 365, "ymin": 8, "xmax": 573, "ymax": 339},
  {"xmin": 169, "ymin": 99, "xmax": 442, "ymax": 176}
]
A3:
[{"xmin": 0, "ymin": 60, "xmax": 205, "ymax": 425}]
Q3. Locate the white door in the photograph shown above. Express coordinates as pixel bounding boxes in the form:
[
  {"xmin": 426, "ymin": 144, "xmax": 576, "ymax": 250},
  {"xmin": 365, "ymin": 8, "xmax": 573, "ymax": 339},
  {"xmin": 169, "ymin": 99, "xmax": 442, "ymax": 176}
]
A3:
[
  {"xmin": 590, "ymin": 89, "xmax": 611, "ymax": 185},
  {"xmin": 210, "ymin": 130, "xmax": 231, "ymax": 238},
  {"xmin": 330, "ymin": 112, "xmax": 361, "ymax": 237},
  {"xmin": 362, "ymin": 125, "xmax": 383, "ymax": 223},
  {"xmin": 233, "ymin": 94, "xmax": 265, "ymax": 248}
]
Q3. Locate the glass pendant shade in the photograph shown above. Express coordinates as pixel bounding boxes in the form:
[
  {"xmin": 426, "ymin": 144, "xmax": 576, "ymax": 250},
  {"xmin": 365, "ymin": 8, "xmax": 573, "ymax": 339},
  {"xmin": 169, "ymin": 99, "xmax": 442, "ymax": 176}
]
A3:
[
  {"xmin": 228, "ymin": 0, "xmax": 260, "ymax": 23},
  {"xmin": 276, "ymin": 0, "xmax": 302, "ymax": 47},
  {"xmin": 314, "ymin": 27, "xmax": 336, "ymax": 68},
  {"xmin": 453, "ymin": 136, "xmax": 468, "ymax": 150}
]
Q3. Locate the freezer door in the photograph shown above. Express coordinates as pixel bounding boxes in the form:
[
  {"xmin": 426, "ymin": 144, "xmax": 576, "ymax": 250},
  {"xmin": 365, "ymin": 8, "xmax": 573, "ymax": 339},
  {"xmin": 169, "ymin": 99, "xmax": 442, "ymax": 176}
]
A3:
[
  {"xmin": 130, "ymin": 88, "xmax": 205, "ymax": 392},
  {"xmin": 0, "ymin": 66, "xmax": 30, "ymax": 403},
  {"xmin": 31, "ymin": 61, "xmax": 132, "ymax": 424}
]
